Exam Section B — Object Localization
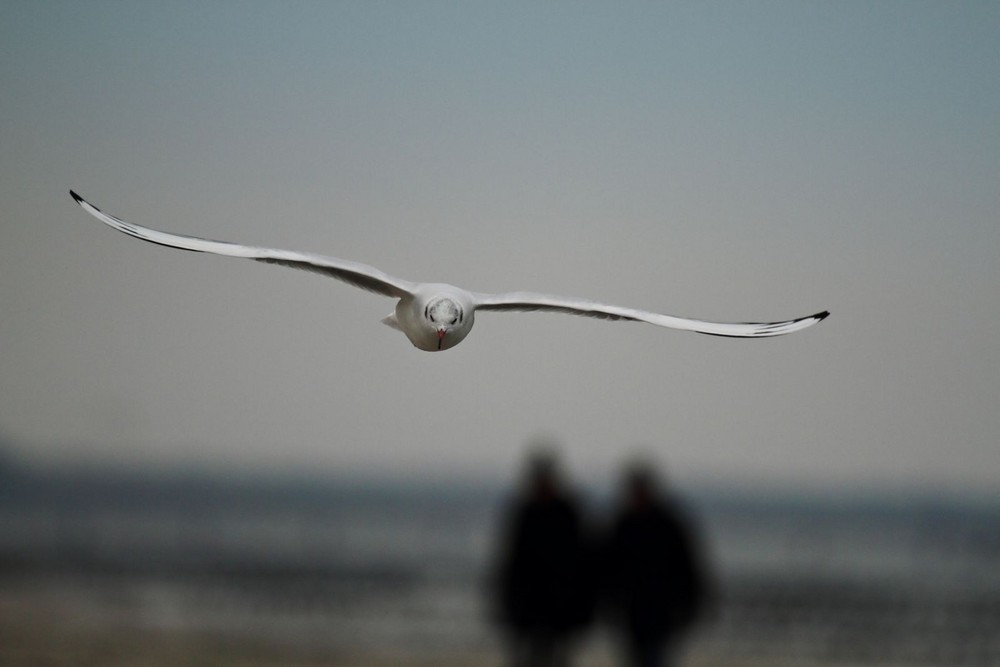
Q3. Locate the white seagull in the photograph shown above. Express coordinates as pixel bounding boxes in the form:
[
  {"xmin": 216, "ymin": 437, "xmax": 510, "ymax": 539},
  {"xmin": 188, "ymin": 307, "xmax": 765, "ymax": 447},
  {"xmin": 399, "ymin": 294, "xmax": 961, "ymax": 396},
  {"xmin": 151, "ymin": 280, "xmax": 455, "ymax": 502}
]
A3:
[{"xmin": 70, "ymin": 191, "xmax": 828, "ymax": 352}]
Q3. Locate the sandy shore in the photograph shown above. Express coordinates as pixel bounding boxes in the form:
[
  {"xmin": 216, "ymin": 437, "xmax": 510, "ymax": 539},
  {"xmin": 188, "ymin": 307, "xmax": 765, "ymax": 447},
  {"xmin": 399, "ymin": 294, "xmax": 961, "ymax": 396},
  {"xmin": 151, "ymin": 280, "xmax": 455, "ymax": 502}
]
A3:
[
  {"xmin": 4, "ymin": 573, "xmax": 993, "ymax": 667},
  {"xmin": 0, "ymin": 588, "xmax": 758, "ymax": 667},
  {"xmin": 0, "ymin": 600, "xmax": 842, "ymax": 667},
  {"xmin": 3, "ymin": 598, "xmax": 490, "ymax": 667}
]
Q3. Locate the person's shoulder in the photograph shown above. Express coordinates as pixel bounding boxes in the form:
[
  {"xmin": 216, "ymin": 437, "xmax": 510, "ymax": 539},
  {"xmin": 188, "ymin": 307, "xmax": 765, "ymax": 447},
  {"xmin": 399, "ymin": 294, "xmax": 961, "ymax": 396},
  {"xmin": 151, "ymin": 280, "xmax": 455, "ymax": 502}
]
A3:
[{"xmin": 654, "ymin": 497, "xmax": 694, "ymax": 527}]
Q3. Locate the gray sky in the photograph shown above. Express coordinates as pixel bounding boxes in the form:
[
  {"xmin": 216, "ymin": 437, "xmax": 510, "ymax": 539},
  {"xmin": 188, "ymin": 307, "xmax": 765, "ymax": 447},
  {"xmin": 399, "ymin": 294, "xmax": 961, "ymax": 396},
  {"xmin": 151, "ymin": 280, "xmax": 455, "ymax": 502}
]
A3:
[{"xmin": 1, "ymin": 1, "xmax": 998, "ymax": 492}]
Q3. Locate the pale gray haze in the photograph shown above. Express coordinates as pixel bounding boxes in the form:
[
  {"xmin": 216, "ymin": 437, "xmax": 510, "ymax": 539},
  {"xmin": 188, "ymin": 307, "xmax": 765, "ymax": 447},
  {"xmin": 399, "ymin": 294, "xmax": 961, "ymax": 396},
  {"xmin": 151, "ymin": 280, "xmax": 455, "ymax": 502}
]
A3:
[{"xmin": 1, "ymin": 1, "xmax": 997, "ymax": 493}]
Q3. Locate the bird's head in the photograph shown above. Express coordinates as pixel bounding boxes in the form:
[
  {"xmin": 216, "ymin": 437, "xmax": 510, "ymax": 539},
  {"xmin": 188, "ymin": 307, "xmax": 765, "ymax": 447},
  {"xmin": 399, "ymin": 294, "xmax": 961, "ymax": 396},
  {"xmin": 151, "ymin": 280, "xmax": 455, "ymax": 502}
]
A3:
[{"xmin": 424, "ymin": 297, "xmax": 465, "ymax": 350}]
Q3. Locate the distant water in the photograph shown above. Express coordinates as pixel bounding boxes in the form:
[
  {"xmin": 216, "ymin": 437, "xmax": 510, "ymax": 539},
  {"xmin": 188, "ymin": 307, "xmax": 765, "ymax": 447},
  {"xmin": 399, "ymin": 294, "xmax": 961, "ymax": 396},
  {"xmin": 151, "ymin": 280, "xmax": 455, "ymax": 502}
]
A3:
[{"xmin": 1, "ymin": 468, "xmax": 998, "ymax": 664}]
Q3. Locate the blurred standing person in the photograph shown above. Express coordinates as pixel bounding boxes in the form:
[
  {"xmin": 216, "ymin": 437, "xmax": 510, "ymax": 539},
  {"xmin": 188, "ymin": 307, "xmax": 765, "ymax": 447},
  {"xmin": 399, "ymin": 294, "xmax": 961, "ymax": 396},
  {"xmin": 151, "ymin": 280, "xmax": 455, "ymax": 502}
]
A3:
[
  {"xmin": 603, "ymin": 462, "xmax": 708, "ymax": 667},
  {"xmin": 493, "ymin": 449, "xmax": 594, "ymax": 667}
]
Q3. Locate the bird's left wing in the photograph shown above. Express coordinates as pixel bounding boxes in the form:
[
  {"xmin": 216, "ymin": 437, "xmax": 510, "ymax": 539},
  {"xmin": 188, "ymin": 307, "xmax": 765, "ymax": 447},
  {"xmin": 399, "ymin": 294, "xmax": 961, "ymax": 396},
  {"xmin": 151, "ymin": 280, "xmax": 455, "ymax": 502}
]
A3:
[
  {"xmin": 70, "ymin": 191, "xmax": 416, "ymax": 298},
  {"xmin": 473, "ymin": 291, "xmax": 828, "ymax": 338}
]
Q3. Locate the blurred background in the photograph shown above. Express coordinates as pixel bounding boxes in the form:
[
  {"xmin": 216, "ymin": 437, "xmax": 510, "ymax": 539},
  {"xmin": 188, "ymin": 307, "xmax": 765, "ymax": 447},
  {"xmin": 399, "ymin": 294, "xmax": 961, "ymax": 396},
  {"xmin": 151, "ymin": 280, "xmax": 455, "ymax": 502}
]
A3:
[{"xmin": 1, "ymin": 1, "xmax": 998, "ymax": 665}]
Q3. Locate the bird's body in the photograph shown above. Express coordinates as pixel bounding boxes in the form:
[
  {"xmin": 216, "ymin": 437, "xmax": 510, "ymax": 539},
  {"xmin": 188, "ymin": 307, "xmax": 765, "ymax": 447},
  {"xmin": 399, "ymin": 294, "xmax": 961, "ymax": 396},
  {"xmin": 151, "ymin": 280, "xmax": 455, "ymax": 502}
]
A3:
[
  {"xmin": 392, "ymin": 284, "xmax": 475, "ymax": 351},
  {"xmin": 70, "ymin": 191, "xmax": 828, "ymax": 351}
]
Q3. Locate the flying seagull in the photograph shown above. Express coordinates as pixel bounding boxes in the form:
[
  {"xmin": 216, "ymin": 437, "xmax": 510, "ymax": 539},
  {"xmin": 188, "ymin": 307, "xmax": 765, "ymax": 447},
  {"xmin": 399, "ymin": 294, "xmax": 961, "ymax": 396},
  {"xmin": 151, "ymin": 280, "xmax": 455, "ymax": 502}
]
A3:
[{"xmin": 70, "ymin": 191, "xmax": 828, "ymax": 351}]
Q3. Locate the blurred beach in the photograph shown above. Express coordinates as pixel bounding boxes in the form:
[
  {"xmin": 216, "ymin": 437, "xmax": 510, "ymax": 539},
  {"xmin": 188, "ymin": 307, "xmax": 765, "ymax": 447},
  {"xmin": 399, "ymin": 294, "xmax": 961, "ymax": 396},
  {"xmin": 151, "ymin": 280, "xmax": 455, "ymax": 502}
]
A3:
[
  {"xmin": 1, "ymin": 456, "xmax": 998, "ymax": 666},
  {"xmin": 3, "ymin": 2, "xmax": 999, "ymax": 665}
]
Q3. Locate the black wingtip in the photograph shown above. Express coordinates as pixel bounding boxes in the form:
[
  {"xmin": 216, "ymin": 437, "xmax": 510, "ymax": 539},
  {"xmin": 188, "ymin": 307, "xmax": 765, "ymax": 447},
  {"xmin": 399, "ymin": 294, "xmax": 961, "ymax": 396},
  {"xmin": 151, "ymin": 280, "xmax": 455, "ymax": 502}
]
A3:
[
  {"xmin": 815, "ymin": 310, "xmax": 830, "ymax": 322},
  {"xmin": 69, "ymin": 190, "xmax": 84, "ymax": 204}
]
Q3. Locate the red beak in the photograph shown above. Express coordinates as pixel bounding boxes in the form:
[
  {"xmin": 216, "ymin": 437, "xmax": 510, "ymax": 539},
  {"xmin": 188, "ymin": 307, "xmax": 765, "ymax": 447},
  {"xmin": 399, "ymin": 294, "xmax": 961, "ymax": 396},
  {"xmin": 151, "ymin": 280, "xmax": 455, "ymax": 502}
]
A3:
[{"xmin": 437, "ymin": 329, "xmax": 446, "ymax": 350}]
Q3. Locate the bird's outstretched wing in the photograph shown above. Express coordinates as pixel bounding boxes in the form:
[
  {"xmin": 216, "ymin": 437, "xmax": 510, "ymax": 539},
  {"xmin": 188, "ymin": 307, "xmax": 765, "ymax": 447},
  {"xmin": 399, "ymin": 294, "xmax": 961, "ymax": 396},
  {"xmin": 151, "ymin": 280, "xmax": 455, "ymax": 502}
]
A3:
[
  {"xmin": 70, "ymin": 191, "xmax": 415, "ymax": 298},
  {"xmin": 473, "ymin": 291, "xmax": 828, "ymax": 338}
]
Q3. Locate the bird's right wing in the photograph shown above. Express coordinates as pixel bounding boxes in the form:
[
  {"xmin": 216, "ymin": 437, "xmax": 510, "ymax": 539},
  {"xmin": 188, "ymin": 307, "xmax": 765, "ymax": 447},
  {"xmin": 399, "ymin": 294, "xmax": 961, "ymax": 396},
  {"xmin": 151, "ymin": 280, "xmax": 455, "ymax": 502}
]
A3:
[
  {"xmin": 71, "ymin": 191, "xmax": 416, "ymax": 298},
  {"xmin": 473, "ymin": 290, "xmax": 828, "ymax": 338}
]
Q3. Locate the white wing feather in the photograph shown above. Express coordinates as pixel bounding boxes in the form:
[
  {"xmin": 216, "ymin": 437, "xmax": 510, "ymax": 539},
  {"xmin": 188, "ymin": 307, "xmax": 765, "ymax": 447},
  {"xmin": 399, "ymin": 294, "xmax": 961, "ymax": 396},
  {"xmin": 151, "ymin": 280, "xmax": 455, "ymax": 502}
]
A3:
[
  {"xmin": 72, "ymin": 191, "xmax": 828, "ymax": 339},
  {"xmin": 473, "ymin": 291, "xmax": 828, "ymax": 338},
  {"xmin": 70, "ymin": 191, "xmax": 415, "ymax": 298}
]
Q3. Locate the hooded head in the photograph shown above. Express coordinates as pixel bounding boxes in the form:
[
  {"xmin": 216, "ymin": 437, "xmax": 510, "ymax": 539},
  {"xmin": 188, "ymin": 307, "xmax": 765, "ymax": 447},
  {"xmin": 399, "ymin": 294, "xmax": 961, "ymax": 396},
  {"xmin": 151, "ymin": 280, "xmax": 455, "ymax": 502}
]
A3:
[{"xmin": 424, "ymin": 297, "xmax": 466, "ymax": 350}]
